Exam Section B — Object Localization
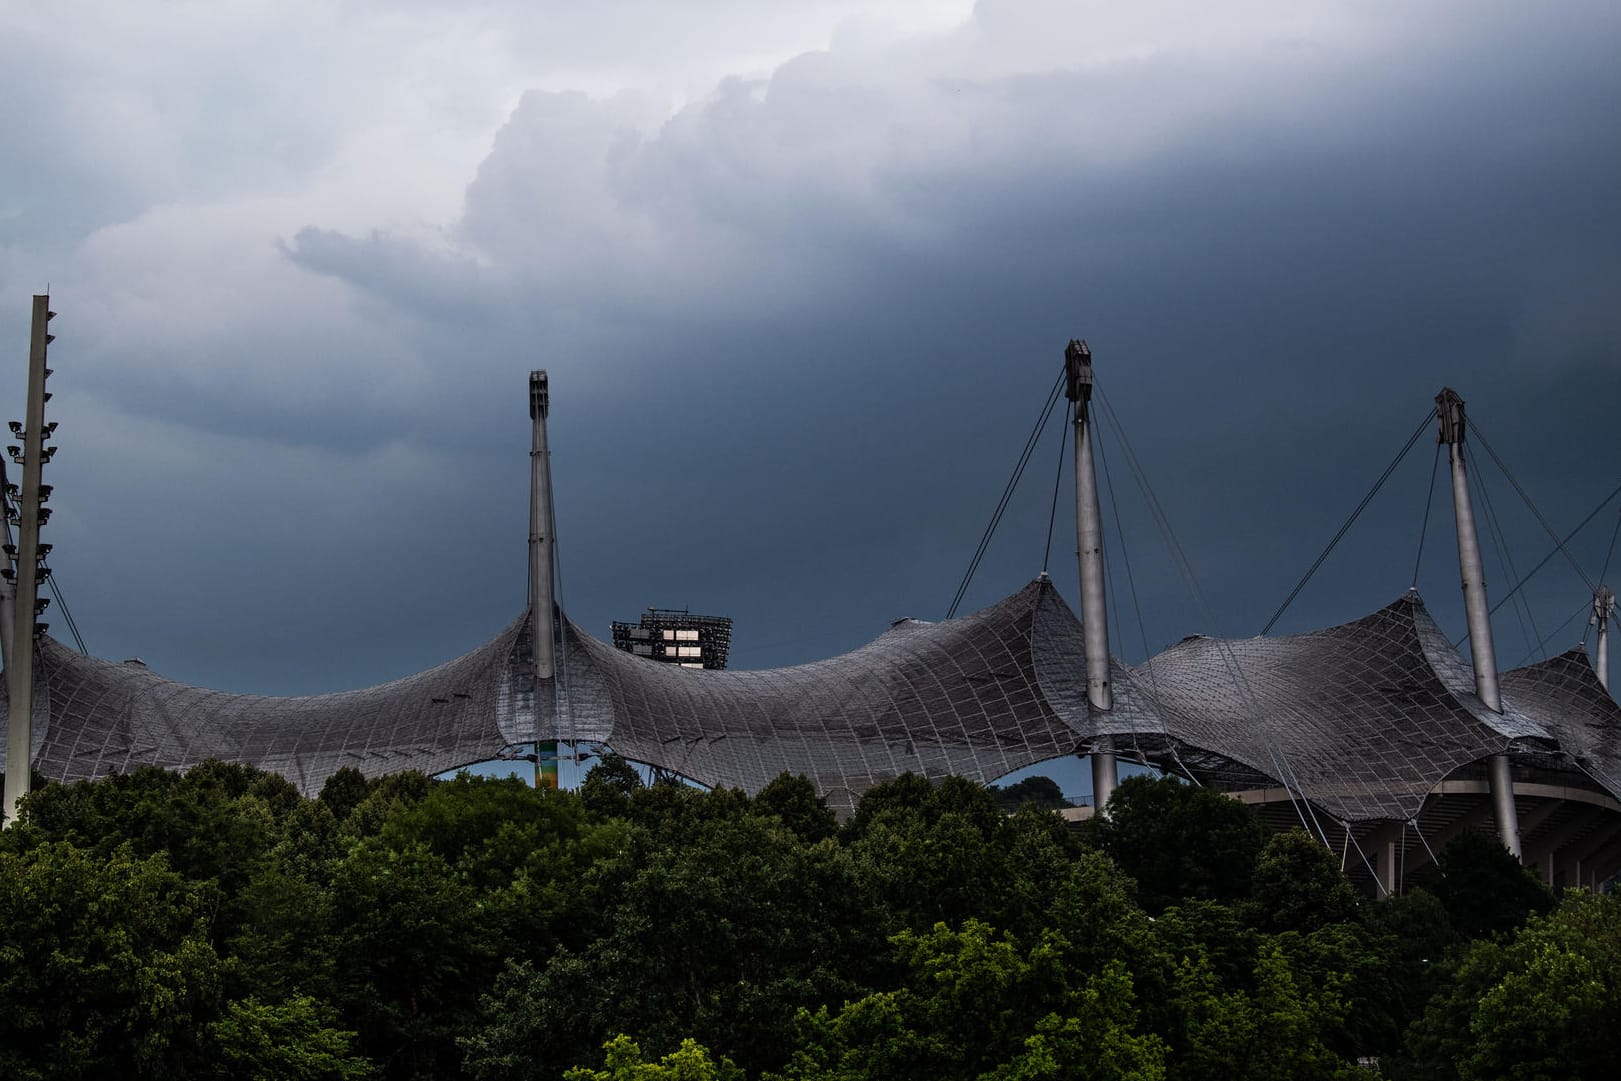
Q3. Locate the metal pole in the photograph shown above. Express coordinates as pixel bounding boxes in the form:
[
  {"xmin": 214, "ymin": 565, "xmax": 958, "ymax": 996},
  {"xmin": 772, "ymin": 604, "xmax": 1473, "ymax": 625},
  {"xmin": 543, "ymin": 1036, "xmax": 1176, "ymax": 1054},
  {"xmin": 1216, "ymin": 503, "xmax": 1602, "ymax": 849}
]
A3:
[
  {"xmin": 1595, "ymin": 586, "xmax": 1613, "ymax": 692},
  {"xmin": 1436, "ymin": 387, "xmax": 1520, "ymax": 857},
  {"xmin": 0, "ymin": 578, "xmax": 13, "ymax": 703},
  {"xmin": 5, "ymin": 296, "xmax": 53, "ymax": 827},
  {"xmin": 1065, "ymin": 341, "xmax": 1116, "ymax": 810},
  {"xmin": 528, "ymin": 371, "xmax": 557, "ymax": 789}
]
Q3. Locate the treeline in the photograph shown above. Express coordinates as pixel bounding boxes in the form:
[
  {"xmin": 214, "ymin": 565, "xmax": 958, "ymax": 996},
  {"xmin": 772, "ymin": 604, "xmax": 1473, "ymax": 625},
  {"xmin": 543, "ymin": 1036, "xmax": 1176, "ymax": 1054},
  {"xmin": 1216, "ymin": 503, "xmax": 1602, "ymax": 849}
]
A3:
[{"xmin": 0, "ymin": 759, "xmax": 1615, "ymax": 1080}]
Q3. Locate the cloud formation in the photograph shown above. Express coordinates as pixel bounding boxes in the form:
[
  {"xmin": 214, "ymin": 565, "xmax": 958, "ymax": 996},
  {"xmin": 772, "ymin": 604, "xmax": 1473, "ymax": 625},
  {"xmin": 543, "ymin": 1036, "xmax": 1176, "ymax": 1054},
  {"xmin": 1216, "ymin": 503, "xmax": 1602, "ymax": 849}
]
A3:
[{"xmin": 3, "ymin": 0, "xmax": 1619, "ymax": 697}]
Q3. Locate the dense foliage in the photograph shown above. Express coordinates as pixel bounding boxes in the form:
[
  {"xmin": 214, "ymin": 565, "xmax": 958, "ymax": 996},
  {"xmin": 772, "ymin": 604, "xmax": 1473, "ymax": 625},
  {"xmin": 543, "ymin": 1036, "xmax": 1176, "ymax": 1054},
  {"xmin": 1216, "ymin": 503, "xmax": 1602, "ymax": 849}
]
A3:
[{"xmin": 0, "ymin": 763, "xmax": 1613, "ymax": 1079}]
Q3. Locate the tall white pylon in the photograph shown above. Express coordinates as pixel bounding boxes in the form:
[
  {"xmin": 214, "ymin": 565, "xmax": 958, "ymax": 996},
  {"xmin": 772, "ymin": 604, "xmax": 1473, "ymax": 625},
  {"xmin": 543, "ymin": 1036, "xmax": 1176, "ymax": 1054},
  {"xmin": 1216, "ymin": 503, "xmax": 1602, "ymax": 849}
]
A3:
[
  {"xmin": 1436, "ymin": 387, "xmax": 1521, "ymax": 858},
  {"xmin": 1066, "ymin": 341, "xmax": 1116, "ymax": 811}
]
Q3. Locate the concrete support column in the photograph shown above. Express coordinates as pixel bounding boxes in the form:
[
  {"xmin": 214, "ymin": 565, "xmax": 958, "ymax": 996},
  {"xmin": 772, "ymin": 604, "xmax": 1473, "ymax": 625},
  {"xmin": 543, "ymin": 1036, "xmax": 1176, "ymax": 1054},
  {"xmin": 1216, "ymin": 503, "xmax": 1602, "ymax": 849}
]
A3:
[
  {"xmin": 1436, "ymin": 387, "xmax": 1521, "ymax": 858},
  {"xmin": 1368, "ymin": 821, "xmax": 1405, "ymax": 897},
  {"xmin": 1066, "ymin": 341, "xmax": 1116, "ymax": 810}
]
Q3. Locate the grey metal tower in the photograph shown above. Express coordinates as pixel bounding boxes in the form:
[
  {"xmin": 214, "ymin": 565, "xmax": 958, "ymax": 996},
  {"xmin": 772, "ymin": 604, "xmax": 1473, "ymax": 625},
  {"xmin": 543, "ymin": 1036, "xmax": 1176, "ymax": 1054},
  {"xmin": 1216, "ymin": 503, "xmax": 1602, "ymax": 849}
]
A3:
[
  {"xmin": 1065, "ymin": 340, "xmax": 1116, "ymax": 810},
  {"xmin": 528, "ymin": 371, "xmax": 558, "ymax": 787},
  {"xmin": 1595, "ymin": 585, "xmax": 1614, "ymax": 693},
  {"xmin": 1436, "ymin": 387, "xmax": 1521, "ymax": 857}
]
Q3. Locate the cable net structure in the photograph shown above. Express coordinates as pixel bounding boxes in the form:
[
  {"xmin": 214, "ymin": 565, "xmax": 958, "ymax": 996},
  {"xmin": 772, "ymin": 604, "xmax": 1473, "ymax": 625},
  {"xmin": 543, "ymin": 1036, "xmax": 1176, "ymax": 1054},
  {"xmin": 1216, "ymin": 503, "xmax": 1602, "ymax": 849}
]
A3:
[{"xmin": 5, "ymin": 578, "xmax": 1620, "ymax": 824}]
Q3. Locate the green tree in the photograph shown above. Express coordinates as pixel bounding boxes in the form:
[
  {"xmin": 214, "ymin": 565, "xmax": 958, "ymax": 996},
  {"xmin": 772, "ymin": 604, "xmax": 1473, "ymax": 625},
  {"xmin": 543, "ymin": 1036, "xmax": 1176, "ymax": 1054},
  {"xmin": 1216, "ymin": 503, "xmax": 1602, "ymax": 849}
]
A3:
[
  {"xmin": 1090, "ymin": 776, "xmax": 1266, "ymax": 912},
  {"xmin": 990, "ymin": 775, "xmax": 1074, "ymax": 813},
  {"xmin": 319, "ymin": 767, "xmax": 372, "ymax": 824},
  {"xmin": 340, "ymin": 770, "xmax": 433, "ymax": 840},
  {"xmin": 329, "ymin": 838, "xmax": 498, "ymax": 1080},
  {"xmin": 755, "ymin": 773, "xmax": 838, "ymax": 843},
  {"xmin": 1246, "ymin": 830, "xmax": 1363, "ymax": 934},
  {"xmin": 1176, "ymin": 941, "xmax": 1371, "ymax": 1081},
  {"xmin": 1428, "ymin": 831, "xmax": 1552, "ymax": 941},
  {"xmin": 564, "ymin": 1035, "xmax": 741, "ymax": 1081},
  {"xmin": 207, "ymin": 995, "xmax": 376, "ymax": 1081},
  {"xmin": 1397, "ymin": 890, "xmax": 1621, "ymax": 1080},
  {"xmin": 466, "ymin": 800, "xmax": 878, "ymax": 1078},
  {"xmin": 579, "ymin": 753, "xmax": 644, "ymax": 819},
  {"xmin": 0, "ymin": 841, "xmax": 224, "ymax": 1080},
  {"xmin": 777, "ymin": 920, "xmax": 1167, "ymax": 1081}
]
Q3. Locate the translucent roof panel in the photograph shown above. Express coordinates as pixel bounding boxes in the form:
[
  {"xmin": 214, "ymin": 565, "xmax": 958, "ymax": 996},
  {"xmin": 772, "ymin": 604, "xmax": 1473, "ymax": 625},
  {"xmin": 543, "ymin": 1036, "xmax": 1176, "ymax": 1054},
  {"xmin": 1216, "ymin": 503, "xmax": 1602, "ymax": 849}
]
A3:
[
  {"xmin": 1502, "ymin": 648, "xmax": 1621, "ymax": 802},
  {"xmin": 4, "ymin": 582, "xmax": 1617, "ymax": 824},
  {"xmin": 1, "ymin": 621, "xmax": 526, "ymax": 795},
  {"xmin": 550, "ymin": 578, "xmax": 1146, "ymax": 814},
  {"xmin": 1133, "ymin": 593, "xmax": 1556, "ymax": 823}
]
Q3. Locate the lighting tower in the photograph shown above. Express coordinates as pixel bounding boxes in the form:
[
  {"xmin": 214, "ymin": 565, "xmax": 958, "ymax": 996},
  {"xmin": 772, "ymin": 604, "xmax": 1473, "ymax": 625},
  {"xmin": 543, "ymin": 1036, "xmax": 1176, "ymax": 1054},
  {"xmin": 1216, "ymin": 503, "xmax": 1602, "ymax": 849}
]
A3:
[
  {"xmin": 1065, "ymin": 340, "xmax": 1116, "ymax": 810},
  {"xmin": 4, "ymin": 296, "xmax": 58, "ymax": 827}
]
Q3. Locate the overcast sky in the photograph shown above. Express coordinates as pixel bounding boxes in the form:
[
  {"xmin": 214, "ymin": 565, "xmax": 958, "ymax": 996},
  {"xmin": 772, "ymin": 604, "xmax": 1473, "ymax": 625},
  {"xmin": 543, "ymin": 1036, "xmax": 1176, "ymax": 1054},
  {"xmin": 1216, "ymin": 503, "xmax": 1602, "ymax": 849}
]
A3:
[{"xmin": 3, "ymin": 0, "xmax": 1619, "ymax": 714}]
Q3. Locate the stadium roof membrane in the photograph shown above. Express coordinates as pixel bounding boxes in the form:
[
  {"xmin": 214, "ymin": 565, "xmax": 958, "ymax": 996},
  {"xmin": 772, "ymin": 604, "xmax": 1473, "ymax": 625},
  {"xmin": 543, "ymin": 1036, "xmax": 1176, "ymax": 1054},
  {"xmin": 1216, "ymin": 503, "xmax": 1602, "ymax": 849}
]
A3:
[{"xmin": 5, "ymin": 577, "xmax": 1617, "ymax": 820}]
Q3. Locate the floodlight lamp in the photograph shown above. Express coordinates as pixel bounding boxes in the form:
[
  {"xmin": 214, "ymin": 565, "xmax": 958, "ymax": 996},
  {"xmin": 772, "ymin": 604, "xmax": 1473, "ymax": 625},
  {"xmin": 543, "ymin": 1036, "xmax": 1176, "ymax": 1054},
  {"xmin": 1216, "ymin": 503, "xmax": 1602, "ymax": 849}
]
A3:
[
  {"xmin": 6, "ymin": 421, "xmax": 20, "ymax": 436},
  {"xmin": 33, "ymin": 598, "xmax": 48, "ymax": 614},
  {"xmin": 43, "ymin": 422, "xmax": 57, "ymax": 438},
  {"xmin": 6, "ymin": 445, "xmax": 19, "ymax": 460},
  {"xmin": 0, "ymin": 568, "xmax": 13, "ymax": 582},
  {"xmin": 35, "ymin": 543, "xmax": 51, "ymax": 559},
  {"xmin": 39, "ymin": 446, "xmax": 56, "ymax": 462},
  {"xmin": 36, "ymin": 507, "xmax": 51, "ymax": 524}
]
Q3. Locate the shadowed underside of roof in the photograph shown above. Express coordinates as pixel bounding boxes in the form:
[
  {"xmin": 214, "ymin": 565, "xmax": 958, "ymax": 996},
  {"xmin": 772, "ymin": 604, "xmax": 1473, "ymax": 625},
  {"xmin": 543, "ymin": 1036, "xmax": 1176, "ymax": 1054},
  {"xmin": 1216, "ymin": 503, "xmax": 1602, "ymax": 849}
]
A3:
[{"xmin": 2, "ymin": 581, "xmax": 1618, "ymax": 820}]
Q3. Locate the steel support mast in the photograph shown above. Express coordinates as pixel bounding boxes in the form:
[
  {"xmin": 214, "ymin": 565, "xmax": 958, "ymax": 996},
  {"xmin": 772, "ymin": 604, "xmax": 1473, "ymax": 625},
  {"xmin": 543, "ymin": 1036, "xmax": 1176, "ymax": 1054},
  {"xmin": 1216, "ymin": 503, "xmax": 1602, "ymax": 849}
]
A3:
[
  {"xmin": 1436, "ymin": 388, "xmax": 1520, "ymax": 857},
  {"xmin": 1595, "ymin": 586, "xmax": 1614, "ymax": 692},
  {"xmin": 5, "ymin": 297, "xmax": 54, "ymax": 826},
  {"xmin": 529, "ymin": 371, "xmax": 558, "ymax": 788},
  {"xmin": 1066, "ymin": 341, "xmax": 1116, "ymax": 810}
]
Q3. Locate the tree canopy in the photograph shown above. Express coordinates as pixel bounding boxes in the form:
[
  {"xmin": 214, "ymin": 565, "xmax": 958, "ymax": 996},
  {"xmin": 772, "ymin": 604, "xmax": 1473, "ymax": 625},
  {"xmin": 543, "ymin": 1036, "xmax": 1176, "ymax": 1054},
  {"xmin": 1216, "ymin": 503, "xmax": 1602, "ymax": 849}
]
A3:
[{"xmin": 0, "ymin": 760, "xmax": 1613, "ymax": 1080}]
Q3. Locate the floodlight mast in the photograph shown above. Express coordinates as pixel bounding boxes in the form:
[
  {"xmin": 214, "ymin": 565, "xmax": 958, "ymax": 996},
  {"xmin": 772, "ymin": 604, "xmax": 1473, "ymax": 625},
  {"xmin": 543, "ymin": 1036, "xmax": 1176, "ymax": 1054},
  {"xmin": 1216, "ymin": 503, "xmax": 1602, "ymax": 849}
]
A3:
[
  {"xmin": 5, "ymin": 296, "xmax": 54, "ymax": 827},
  {"xmin": 1595, "ymin": 586, "xmax": 1614, "ymax": 692},
  {"xmin": 529, "ymin": 371, "xmax": 556, "ymax": 788},
  {"xmin": 1436, "ymin": 387, "xmax": 1521, "ymax": 857},
  {"xmin": 1066, "ymin": 340, "xmax": 1115, "ymax": 811}
]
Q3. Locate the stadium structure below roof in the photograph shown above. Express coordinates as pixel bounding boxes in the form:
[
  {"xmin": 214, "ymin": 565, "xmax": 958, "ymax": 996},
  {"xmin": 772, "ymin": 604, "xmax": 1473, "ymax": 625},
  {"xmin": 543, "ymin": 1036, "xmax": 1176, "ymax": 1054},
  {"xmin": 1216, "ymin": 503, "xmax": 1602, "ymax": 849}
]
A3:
[{"xmin": 4, "ymin": 355, "xmax": 1620, "ymax": 892}]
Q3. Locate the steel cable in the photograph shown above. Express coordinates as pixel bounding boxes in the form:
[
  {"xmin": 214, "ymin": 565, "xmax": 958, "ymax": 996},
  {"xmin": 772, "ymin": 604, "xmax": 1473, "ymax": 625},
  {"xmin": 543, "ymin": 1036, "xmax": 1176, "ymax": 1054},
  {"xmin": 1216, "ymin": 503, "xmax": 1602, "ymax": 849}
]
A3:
[
  {"xmin": 1041, "ymin": 400, "xmax": 1069, "ymax": 575},
  {"xmin": 947, "ymin": 371, "xmax": 1066, "ymax": 619},
  {"xmin": 1260, "ymin": 410, "xmax": 1434, "ymax": 635},
  {"xmin": 1452, "ymin": 479, "xmax": 1621, "ymax": 649},
  {"xmin": 1412, "ymin": 443, "xmax": 1441, "ymax": 588},
  {"xmin": 1469, "ymin": 419, "xmax": 1595, "ymax": 593}
]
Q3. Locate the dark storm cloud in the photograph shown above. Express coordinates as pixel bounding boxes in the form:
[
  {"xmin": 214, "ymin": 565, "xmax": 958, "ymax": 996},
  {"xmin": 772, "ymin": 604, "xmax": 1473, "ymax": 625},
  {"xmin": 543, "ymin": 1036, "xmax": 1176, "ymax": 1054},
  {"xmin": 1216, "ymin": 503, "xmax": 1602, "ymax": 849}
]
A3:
[
  {"xmin": 10, "ymin": 0, "xmax": 1620, "ymax": 696},
  {"xmin": 265, "ymin": 1, "xmax": 1621, "ymax": 685}
]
